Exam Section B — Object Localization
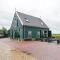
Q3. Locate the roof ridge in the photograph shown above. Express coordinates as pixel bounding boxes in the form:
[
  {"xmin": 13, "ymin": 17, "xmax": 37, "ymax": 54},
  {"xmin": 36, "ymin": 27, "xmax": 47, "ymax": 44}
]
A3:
[{"xmin": 16, "ymin": 11, "xmax": 42, "ymax": 20}]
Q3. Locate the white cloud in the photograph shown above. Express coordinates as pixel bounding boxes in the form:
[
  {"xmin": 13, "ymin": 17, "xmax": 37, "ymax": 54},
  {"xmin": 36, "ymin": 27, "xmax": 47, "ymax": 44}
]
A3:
[{"xmin": 0, "ymin": 0, "xmax": 60, "ymax": 33}]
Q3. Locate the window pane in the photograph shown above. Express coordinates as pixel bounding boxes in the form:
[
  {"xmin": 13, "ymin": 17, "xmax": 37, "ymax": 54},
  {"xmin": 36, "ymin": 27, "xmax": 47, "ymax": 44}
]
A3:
[
  {"xmin": 37, "ymin": 31, "xmax": 40, "ymax": 38},
  {"xmin": 28, "ymin": 31, "xmax": 32, "ymax": 38},
  {"xmin": 17, "ymin": 19, "xmax": 18, "ymax": 26},
  {"xmin": 43, "ymin": 31, "xmax": 48, "ymax": 38}
]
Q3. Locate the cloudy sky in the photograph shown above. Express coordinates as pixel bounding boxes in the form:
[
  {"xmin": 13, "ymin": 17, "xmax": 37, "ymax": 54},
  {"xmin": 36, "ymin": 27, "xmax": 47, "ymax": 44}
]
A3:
[{"xmin": 0, "ymin": 0, "xmax": 60, "ymax": 34}]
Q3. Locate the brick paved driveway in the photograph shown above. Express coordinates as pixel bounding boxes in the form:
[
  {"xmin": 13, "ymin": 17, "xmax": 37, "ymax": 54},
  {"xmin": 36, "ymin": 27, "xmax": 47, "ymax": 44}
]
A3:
[{"xmin": 0, "ymin": 38, "xmax": 60, "ymax": 60}]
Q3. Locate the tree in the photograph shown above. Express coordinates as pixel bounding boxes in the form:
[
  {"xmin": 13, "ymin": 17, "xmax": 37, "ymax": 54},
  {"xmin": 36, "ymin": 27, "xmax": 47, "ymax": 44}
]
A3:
[{"xmin": 2, "ymin": 27, "xmax": 8, "ymax": 37}]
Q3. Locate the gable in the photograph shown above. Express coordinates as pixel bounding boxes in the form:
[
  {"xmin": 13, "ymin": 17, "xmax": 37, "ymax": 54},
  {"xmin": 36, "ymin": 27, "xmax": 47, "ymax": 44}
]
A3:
[{"xmin": 10, "ymin": 12, "xmax": 23, "ymax": 30}]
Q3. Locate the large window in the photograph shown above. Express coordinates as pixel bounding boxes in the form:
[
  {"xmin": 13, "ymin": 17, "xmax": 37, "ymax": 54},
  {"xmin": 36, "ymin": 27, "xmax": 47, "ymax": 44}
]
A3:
[
  {"xmin": 37, "ymin": 31, "xmax": 40, "ymax": 38},
  {"xmin": 28, "ymin": 31, "xmax": 32, "ymax": 38}
]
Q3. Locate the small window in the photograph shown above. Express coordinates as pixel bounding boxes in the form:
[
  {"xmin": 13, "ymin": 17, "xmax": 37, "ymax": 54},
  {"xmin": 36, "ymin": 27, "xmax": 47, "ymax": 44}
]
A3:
[
  {"xmin": 26, "ymin": 20, "xmax": 29, "ymax": 22},
  {"xmin": 26, "ymin": 19, "xmax": 30, "ymax": 23},
  {"xmin": 17, "ymin": 19, "xmax": 18, "ymax": 26}
]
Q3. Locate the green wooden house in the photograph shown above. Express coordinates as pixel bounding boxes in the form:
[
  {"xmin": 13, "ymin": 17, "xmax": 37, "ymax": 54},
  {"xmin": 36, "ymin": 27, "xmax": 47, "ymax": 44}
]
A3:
[{"xmin": 10, "ymin": 11, "xmax": 51, "ymax": 40}]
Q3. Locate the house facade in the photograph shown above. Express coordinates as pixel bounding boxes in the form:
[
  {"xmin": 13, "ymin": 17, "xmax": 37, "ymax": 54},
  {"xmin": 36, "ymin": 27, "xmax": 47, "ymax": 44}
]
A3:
[{"xmin": 10, "ymin": 11, "xmax": 51, "ymax": 40}]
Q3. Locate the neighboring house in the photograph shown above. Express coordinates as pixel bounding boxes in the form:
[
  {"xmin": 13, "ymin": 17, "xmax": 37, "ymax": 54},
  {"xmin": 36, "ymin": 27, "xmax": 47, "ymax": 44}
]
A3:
[{"xmin": 10, "ymin": 11, "xmax": 51, "ymax": 40}]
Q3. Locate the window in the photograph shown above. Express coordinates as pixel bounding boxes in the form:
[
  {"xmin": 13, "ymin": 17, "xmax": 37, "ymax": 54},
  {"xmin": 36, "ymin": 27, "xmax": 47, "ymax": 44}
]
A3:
[
  {"xmin": 25, "ymin": 19, "xmax": 30, "ymax": 23},
  {"xmin": 28, "ymin": 31, "xmax": 32, "ymax": 38},
  {"xmin": 37, "ymin": 31, "xmax": 40, "ymax": 38},
  {"xmin": 19, "ymin": 28, "xmax": 20, "ymax": 31},
  {"xmin": 43, "ymin": 31, "xmax": 48, "ymax": 38},
  {"xmin": 26, "ymin": 20, "xmax": 29, "ymax": 22},
  {"xmin": 17, "ymin": 19, "xmax": 18, "ymax": 26},
  {"xmin": 44, "ymin": 31, "xmax": 47, "ymax": 33}
]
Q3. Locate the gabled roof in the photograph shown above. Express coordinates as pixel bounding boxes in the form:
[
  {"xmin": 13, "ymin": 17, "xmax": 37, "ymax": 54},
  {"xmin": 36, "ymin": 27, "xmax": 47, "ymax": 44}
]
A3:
[{"xmin": 16, "ymin": 11, "xmax": 49, "ymax": 28}]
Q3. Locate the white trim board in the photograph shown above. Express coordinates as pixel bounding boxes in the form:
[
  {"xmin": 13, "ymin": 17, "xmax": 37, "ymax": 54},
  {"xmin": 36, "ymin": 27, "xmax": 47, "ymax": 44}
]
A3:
[{"xmin": 16, "ymin": 11, "xmax": 23, "ymax": 25}]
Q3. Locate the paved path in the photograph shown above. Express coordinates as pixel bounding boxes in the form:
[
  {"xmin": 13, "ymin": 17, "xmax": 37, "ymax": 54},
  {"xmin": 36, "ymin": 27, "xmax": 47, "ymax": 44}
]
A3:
[
  {"xmin": 0, "ymin": 38, "xmax": 60, "ymax": 60},
  {"xmin": 0, "ymin": 38, "xmax": 37, "ymax": 60}
]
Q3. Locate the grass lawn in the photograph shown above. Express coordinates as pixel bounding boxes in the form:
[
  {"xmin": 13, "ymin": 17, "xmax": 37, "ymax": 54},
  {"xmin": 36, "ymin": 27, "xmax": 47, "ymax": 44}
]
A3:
[{"xmin": 52, "ymin": 34, "xmax": 60, "ymax": 39}]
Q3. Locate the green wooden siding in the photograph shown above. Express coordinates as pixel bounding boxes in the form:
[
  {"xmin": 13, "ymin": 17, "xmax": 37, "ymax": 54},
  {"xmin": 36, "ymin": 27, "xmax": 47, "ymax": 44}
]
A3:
[
  {"xmin": 10, "ymin": 13, "xmax": 23, "ymax": 40},
  {"xmin": 23, "ymin": 26, "xmax": 49, "ymax": 39},
  {"xmin": 10, "ymin": 12, "xmax": 50, "ymax": 40}
]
